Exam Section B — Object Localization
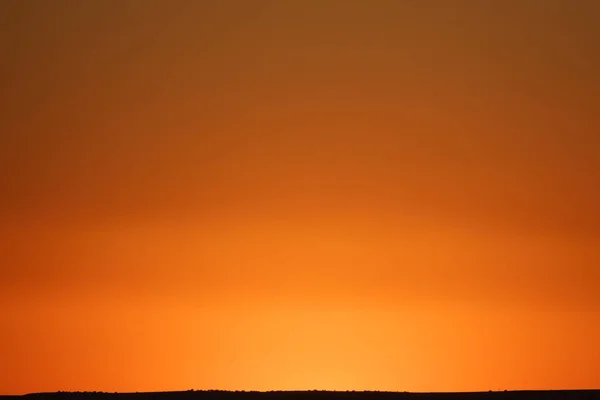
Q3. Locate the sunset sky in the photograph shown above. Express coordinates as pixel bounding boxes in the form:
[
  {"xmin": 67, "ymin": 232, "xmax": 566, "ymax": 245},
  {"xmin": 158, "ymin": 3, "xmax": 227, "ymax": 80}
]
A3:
[{"xmin": 1, "ymin": 0, "xmax": 599, "ymax": 395}]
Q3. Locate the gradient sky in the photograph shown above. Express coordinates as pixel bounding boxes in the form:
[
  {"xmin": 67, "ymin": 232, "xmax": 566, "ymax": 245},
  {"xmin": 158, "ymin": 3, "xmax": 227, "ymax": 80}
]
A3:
[{"xmin": 1, "ymin": 0, "xmax": 599, "ymax": 395}]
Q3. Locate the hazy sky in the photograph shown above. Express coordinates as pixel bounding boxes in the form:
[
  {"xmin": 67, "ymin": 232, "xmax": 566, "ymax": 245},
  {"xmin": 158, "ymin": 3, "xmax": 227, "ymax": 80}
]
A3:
[{"xmin": 1, "ymin": 0, "xmax": 599, "ymax": 394}]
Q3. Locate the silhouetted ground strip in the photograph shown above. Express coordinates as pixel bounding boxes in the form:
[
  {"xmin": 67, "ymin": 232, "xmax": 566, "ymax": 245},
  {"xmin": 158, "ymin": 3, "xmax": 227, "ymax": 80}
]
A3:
[{"xmin": 2, "ymin": 390, "xmax": 599, "ymax": 400}]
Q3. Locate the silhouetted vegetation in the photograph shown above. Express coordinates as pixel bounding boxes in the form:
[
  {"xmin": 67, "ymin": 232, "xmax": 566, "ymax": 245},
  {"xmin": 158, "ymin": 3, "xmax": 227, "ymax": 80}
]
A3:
[{"xmin": 3, "ymin": 389, "xmax": 598, "ymax": 400}]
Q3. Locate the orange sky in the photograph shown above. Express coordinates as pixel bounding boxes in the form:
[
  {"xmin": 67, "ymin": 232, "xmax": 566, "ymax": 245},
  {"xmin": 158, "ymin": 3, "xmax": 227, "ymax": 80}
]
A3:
[{"xmin": 1, "ymin": 0, "xmax": 599, "ymax": 395}]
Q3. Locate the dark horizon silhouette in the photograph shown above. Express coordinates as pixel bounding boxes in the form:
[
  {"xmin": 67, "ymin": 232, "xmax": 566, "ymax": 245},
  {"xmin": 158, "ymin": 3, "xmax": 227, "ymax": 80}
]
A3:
[{"xmin": 3, "ymin": 389, "xmax": 600, "ymax": 400}]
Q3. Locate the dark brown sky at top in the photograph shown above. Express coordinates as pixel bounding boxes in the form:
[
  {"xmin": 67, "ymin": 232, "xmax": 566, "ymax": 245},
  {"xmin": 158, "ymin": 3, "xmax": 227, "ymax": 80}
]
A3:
[
  {"xmin": 1, "ymin": 0, "xmax": 599, "ymax": 230},
  {"xmin": 1, "ymin": 0, "xmax": 600, "ymax": 394}
]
